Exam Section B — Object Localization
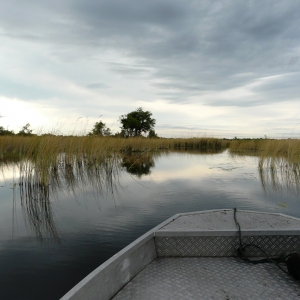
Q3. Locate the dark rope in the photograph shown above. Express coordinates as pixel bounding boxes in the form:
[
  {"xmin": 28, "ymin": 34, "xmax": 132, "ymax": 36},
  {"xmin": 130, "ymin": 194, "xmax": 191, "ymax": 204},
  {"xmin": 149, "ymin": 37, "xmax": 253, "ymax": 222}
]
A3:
[{"xmin": 233, "ymin": 208, "xmax": 293, "ymax": 276}]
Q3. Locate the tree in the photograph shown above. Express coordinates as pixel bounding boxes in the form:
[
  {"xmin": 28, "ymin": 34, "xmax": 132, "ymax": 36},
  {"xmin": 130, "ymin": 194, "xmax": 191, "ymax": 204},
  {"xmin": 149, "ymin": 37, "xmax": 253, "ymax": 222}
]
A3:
[
  {"xmin": 119, "ymin": 107, "xmax": 155, "ymax": 137},
  {"xmin": 148, "ymin": 129, "xmax": 158, "ymax": 138},
  {"xmin": 0, "ymin": 126, "xmax": 14, "ymax": 136},
  {"xmin": 17, "ymin": 123, "xmax": 33, "ymax": 136},
  {"xmin": 88, "ymin": 120, "xmax": 111, "ymax": 136}
]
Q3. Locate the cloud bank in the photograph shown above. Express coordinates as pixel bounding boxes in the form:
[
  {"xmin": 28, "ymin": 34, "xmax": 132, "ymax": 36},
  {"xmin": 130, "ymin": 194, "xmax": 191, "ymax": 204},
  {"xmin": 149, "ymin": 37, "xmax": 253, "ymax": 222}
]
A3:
[{"xmin": 0, "ymin": 0, "xmax": 299, "ymax": 137}]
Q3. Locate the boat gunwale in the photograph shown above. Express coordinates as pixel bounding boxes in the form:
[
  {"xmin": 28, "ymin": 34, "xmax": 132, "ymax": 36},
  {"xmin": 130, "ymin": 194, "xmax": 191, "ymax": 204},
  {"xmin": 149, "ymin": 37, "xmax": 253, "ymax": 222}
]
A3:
[
  {"xmin": 176, "ymin": 209, "xmax": 300, "ymax": 220},
  {"xmin": 60, "ymin": 213, "xmax": 181, "ymax": 300}
]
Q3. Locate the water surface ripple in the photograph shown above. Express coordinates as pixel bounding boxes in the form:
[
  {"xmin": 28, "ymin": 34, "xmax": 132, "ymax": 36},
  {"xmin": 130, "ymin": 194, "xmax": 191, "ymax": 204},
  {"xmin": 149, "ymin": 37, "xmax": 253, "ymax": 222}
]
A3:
[{"xmin": 0, "ymin": 150, "xmax": 299, "ymax": 299}]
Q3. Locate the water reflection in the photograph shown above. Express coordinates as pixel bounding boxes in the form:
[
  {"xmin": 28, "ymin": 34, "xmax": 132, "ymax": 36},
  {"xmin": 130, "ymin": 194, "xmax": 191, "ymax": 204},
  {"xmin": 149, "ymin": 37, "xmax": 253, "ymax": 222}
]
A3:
[
  {"xmin": 121, "ymin": 153, "xmax": 156, "ymax": 177},
  {"xmin": 20, "ymin": 182, "xmax": 60, "ymax": 243},
  {"xmin": 230, "ymin": 151, "xmax": 300, "ymax": 195},
  {"xmin": 1, "ymin": 149, "xmax": 300, "ymax": 300},
  {"xmin": 1, "ymin": 150, "xmax": 300, "ymax": 244},
  {"xmin": 258, "ymin": 157, "xmax": 300, "ymax": 195},
  {"xmin": 2, "ymin": 155, "xmax": 121, "ymax": 244},
  {"xmin": 121, "ymin": 149, "xmax": 225, "ymax": 178}
]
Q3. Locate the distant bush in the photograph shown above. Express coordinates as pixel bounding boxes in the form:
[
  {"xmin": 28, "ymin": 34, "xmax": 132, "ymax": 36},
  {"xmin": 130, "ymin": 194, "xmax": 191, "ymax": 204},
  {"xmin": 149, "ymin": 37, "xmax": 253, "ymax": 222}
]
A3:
[
  {"xmin": 0, "ymin": 126, "xmax": 14, "ymax": 136},
  {"xmin": 17, "ymin": 123, "xmax": 33, "ymax": 136}
]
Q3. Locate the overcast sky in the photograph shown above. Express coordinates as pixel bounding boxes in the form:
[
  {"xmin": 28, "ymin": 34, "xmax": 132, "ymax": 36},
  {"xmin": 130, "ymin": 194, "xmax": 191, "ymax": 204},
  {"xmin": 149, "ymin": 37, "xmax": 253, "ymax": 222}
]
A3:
[{"xmin": 1, "ymin": 0, "xmax": 300, "ymax": 138}]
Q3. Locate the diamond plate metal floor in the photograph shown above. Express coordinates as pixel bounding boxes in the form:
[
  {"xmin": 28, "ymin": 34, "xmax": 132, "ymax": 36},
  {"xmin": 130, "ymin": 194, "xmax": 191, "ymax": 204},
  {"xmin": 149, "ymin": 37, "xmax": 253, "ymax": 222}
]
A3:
[{"xmin": 112, "ymin": 257, "xmax": 300, "ymax": 300}]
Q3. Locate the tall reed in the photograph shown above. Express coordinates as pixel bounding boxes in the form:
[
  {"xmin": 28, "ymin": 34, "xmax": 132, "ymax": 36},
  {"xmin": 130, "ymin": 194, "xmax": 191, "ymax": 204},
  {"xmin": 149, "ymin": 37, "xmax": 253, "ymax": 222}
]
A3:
[
  {"xmin": 230, "ymin": 139, "xmax": 300, "ymax": 163},
  {"xmin": 230, "ymin": 138, "xmax": 300, "ymax": 194},
  {"xmin": 0, "ymin": 135, "xmax": 229, "ymax": 186}
]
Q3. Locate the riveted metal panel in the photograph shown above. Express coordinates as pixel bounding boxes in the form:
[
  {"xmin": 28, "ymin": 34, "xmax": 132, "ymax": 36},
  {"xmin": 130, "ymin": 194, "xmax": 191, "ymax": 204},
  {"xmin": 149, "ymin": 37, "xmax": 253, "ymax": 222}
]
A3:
[
  {"xmin": 112, "ymin": 257, "xmax": 300, "ymax": 300},
  {"xmin": 158, "ymin": 209, "xmax": 300, "ymax": 232},
  {"xmin": 155, "ymin": 235, "xmax": 300, "ymax": 257}
]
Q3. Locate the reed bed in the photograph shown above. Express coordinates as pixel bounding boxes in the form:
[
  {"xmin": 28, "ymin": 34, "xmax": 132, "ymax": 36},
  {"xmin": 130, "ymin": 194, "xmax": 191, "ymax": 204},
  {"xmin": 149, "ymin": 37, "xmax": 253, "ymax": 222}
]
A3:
[
  {"xmin": 258, "ymin": 157, "xmax": 300, "ymax": 194},
  {"xmin": 0, "ymin": 135, "xmax": 228, "ymax": 185},
  {"xmin": 230, "ymin": 139, "xmax": 300, "ymax": 195},
  {"xmin": 230, "ymin": 139, "xmax": 300, "ymax": 163},
  {"xmin": 0, "ymin": 135, "xmax": 228, "ymax": 158},
  {"xmin": 1, "ymin": 135, "xmax": 298, "ymax": 188}
]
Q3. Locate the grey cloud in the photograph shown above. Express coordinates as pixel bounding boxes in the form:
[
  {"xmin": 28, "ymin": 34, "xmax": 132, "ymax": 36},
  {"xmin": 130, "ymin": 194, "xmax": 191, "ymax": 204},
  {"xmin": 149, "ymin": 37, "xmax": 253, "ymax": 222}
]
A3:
[
  {"xmin": 0, "ymin": 78, "xmax": 53, "ymax": 101},
  {"xmin": 242, "ymin": 3, "xmax": 299, "ymax": 40},
  {"xmin": 156, "ymin": 124, "xmax": 207, "ymax": 131},
  {"xmin": 1, "ymin": 0, "xmax": 300, "ymax": 108},
  {"xmin": 107, "ymin": 63, "xmax": 153, "ymax": 77},
  {"xmin": 86, "ymin": 82, "xmax": 109, "ymax": 89},
  {"xmin": 204, "ymin": 98, "xmax": 266, "ymax": 108},
  {"xmin": 251, "ymin": 73, "xmax": 300, "ymax": 104},
  {"xmin": 73, "ymin": 0, "xmax": 186, "ymax": 27}
]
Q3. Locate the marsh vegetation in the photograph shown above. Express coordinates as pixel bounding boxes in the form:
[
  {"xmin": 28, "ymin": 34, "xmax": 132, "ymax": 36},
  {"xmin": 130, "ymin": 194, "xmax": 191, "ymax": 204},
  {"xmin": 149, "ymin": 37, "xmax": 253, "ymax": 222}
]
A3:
[
  {"xmin": 1, "ymin": 135, "xmax": 299, "ymax": 242},
  {"xmin": 0, "ymin": 135, "xmax": 299, "ymax": 188},
  {"xmin": 0, "ymin": 135, "xmax": 228, "ymax": 184},
  {"xmin": 229, "ymin": 139, "xmax": 300, "ymax": 194}
]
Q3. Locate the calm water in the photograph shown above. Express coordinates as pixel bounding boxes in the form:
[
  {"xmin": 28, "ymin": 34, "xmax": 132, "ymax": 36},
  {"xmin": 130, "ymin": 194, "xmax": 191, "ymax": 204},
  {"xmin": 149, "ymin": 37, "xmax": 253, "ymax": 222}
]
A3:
[{"xmin": 0, "ymin": 150, "xmax": 299, "ymax": 299}]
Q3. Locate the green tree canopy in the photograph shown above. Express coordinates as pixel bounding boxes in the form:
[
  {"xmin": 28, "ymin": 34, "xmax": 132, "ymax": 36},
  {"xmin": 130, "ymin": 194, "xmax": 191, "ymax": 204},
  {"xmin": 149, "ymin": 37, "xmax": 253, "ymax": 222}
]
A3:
[
  {"xmin": 88, "ymin": 120, "xmax": 111, "ymax": 136},
  {"xmin": 119, "ymin": 107, "xmax": 155, "ymax": 137},
  {"xmin": 17, "ymin": 123, "xmax": 33, "ymax": 136},
  {"xmin": 148, "ymin": 129, "xmax": 158, "ymax": 138},
  {"xmin": 0, "ymin": 126, "xmax": 14, "ymax": 136}
]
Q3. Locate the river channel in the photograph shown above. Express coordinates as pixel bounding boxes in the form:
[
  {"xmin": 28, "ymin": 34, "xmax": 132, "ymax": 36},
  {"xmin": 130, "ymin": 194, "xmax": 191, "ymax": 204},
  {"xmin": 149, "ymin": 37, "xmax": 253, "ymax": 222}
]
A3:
[{"xmin": 0, "ymin": 149, "xmax": 299, "ymax": 299}]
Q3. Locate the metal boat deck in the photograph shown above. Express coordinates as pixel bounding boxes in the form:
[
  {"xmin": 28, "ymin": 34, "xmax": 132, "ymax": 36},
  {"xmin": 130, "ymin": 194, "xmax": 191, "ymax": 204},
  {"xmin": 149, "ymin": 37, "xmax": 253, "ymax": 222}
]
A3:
[
  {"xmin": 112, "ymin": 257, "xmax": 300, "ymax": 299},
  {"xmin": 61, "ymin": 209, "xmax": 300, "ymax": 300}
]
